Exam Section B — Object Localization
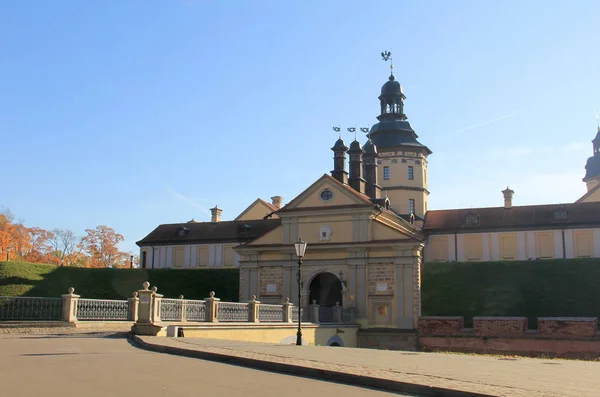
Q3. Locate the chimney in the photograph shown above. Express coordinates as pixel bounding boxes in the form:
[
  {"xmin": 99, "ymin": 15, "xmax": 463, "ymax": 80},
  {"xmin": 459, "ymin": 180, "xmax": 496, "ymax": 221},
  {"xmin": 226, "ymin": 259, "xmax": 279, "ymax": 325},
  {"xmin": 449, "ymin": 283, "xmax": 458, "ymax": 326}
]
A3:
[
  {"xmin": 347, "ymin": 140, "xmax": 366, "ymax": 194},
  {"xmin": 331, "ymin": 138, "xmax": 349, "ymax": 184},
  {"xmin": 210, "ymin": 205, "xmax": 222, "ymax": 223},
  {"xmin": 271, "ymin": 196, "xmax": 283, "ymax": 209},
  {"xmin": 363, "ymin": 140, "xmax": 381, "ymax": 200},
  {"xmin": 502, "ymin": 187, "xmax": 514, "ymax": 209}
]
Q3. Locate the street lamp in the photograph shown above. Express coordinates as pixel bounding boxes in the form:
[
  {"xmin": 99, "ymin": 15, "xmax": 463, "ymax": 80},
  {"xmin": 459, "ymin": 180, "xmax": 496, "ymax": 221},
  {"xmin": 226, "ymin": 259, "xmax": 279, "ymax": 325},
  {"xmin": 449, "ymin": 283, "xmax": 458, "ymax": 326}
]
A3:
[{"xmin": 294, "ymin": 237, "xmax": 307, "ymax": 346}]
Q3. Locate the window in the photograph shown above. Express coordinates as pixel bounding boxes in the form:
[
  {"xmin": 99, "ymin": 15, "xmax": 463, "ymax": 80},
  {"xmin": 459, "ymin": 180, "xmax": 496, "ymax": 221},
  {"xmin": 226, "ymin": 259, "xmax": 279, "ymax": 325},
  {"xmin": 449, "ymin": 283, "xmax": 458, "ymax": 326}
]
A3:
[
  {"xmin": 408, "ymin": 166, "xmax": 414, "ymax": 180},
  {"xmin": 465, "ymin": 213, "xmax": 479, "ymax": 225},
  {"xmin": 320, "ymin": 189, "xmax": 333, "ymax": 201},
  {"xmin": 408, "ymin": 199, "xmax": 415, "ymax": 214},
  {"xmin": 142, "ymin": 251, "xmax": 147, "ymax": 268},
  {"xmin": 383, "ymin": 166, "xmax": 390, "ymax": 180}
]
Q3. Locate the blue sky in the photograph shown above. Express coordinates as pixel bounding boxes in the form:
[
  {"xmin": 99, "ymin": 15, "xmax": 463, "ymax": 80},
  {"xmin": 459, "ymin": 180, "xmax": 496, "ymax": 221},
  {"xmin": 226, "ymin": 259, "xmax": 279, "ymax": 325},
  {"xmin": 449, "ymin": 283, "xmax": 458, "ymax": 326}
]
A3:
[{"xmin": 1, "ymin": 1, "xmax": 599, "ymax": 254}]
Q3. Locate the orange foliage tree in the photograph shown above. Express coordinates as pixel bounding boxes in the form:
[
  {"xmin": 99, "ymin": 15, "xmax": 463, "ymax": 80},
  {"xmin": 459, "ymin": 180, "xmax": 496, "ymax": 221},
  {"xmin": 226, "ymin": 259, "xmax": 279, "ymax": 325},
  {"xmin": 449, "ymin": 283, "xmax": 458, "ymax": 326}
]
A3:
[{"xmin": 80, "ymin": 225, "xmax": 127, "ymax": 268}]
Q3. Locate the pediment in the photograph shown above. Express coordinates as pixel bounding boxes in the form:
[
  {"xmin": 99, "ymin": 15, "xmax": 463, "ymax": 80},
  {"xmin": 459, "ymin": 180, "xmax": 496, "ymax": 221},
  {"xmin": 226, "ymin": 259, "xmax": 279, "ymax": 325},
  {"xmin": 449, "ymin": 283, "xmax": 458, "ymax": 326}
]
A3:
[{"xmin": 281, "ymin": 174, "xmax": 372, "ymax": 211}]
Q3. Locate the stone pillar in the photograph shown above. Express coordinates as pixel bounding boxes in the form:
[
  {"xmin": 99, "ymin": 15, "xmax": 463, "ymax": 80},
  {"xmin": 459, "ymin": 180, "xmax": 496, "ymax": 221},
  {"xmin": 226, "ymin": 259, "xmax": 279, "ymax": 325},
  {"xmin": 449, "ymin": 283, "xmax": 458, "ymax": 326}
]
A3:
[
  {"xmin": 136, "ymin": 282, "xmax": 154, "ymax": 324},
  {"xmin": 150, "ymin": 287, "xmax": 163, "ymax": 323},
  {"xmin": 248, "ymin": 295, "xmax": 260, "ymax": 322},
  {"xmin": 310, "ymin": 300, "xmax": 320, "ymax": 324},
  {"xmin": 205, "ymin": 291, "xmax": 220, "ymax": 322},
  {"xmin": 61, "ymin": 287, "xmax": 80, "ymax": 323},
  {"xmin": 333, "ymin": 302, "xmax": 342, "ymax": 323},
  {"xmin": 282, "ymin": 298, "xmax": 293, "ymax": 323},
  {"xmin": 179, "ymin": 295, "xmax": 187, "ymax": 322},
  {"xmin": 128, "ymin": 292, "xmax": 139, "ymax": 322}
]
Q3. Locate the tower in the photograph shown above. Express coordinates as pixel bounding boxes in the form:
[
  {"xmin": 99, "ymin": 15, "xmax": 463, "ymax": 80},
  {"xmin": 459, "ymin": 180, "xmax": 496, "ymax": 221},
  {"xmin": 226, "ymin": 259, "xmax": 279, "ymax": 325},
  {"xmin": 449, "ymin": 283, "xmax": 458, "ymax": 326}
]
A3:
[
  {"xmin": 331, "ymin": 138, "xmax": 349, "ymax": 184},
  {"xmin": 583, "ymin": 126, "xmax": 600, "ymax": 192},
  {"xmin": 365, "ymin": 52, "xmax": 432, "ymax": 218}
]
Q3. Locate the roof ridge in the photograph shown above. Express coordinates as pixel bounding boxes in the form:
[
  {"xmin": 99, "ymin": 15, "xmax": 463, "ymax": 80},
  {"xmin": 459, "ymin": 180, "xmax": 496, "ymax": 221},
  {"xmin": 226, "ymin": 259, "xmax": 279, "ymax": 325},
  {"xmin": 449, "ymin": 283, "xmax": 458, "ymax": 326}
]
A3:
[{"xmin": 576, "ymin": 184, "xmax": 600, "ymax": 203}]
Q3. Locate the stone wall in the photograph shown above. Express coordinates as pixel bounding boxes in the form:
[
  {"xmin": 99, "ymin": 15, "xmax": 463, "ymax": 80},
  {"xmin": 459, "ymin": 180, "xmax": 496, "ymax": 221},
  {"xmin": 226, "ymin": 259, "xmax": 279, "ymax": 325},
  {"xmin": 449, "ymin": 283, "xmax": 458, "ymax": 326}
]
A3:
[
  {"xmin": 367, "ymin": 264, "xmax": 395, "ymax": 295},
  {"xmin": 357, "ymin": 328, "xmax": 418, "ymax": 351},
  {"xmin": 259, "ymin": 266, "xmax": 283, "ymax": 298},
  {"xmin": 418, "ymin": 316, "xmax": 600, "ymax": 360}
]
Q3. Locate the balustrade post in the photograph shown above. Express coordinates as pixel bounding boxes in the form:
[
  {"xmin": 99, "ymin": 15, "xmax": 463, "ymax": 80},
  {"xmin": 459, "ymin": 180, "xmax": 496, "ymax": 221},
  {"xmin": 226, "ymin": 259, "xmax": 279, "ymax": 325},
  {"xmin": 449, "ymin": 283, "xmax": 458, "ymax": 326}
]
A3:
[
  {"xmin": 151, "ymin": 287, "xmax": 163, "ymax": 323},
  {"xmin": 135, "ymin": 282, "xmax": 154, "ymax": 324},
  {"xmin": 61, "ymin": 287, "xmax": 80, "ymax": 323},
  {"xmin": 248, "ymin": 295, "xmax": 260, "ymax": 322},
  {"xmin": 283, "ymin": 297, "xmax": 293, "ymax": 323},
  {"xmin": 128, "ymin": 292, "xmax": 139, "ymax": 322},
  {"xmin": 205, "ymin": 291, "xmax": 220, "ymax": 322},
  {"xmin": 333, "ymin": 302, "xmax": 342, "ymax": 323},
  {"xmin": 310, "ymin": 300, "xmax": 320, "ymax": 324},
  {"xmin": 179, "ymin": 295, "xmax": 187, "ymax": 322}
]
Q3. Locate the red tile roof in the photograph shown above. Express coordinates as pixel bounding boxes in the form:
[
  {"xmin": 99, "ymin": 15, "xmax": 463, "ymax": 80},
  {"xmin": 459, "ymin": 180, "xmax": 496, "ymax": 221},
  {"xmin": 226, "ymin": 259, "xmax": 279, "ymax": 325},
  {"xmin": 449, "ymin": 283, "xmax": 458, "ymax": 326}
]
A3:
[{"xmin": 423, "ymin": 201, "xmax": 600, "ymax": 233}]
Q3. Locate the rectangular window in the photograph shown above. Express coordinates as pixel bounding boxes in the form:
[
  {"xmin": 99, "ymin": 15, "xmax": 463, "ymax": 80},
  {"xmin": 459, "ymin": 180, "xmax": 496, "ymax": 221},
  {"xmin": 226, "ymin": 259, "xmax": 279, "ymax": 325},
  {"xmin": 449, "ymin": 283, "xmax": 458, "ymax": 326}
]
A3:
[
  {"xmin": 142, "ymin": 251, "xmax": 147, "ymax": 268},
  {"xmin": 408, "ymin": 166, "xmax": 414, "ymax": 180},
  {"xmin": 408, "ymin": 199, "xmax": 415, "ymax": 214},
  {"xmin": 383, "ymin": 166, "xmax": 390, "ymax": 180}
]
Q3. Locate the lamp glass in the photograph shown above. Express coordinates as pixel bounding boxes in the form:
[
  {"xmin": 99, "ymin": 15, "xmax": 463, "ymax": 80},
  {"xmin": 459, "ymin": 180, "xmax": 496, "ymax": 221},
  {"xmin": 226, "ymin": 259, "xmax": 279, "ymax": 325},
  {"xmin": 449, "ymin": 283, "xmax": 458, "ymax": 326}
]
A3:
[{"xmin": 294, "ymin": 237, "xmax": 307, "ymax": 258}]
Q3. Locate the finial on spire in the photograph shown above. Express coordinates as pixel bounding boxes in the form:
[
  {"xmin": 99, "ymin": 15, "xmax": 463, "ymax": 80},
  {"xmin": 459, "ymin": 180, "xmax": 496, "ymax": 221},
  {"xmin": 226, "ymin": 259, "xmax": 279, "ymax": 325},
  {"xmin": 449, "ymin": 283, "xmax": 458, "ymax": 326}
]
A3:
[
  {"xmin": 347, "ymin": 127, "xmax": 357, "ymax": 140},
  {"xmin": 381, "ymin": 50, "xmax": 393, "ymax": 76}
]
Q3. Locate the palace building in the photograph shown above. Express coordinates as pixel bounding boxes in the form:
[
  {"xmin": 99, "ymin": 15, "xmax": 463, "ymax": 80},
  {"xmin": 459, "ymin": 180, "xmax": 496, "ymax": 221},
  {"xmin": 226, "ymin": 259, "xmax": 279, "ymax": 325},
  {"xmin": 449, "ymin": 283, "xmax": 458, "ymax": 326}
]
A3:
[{"xmin": 137, "ymin": 63, "xmax": 600, "ymax": 331}]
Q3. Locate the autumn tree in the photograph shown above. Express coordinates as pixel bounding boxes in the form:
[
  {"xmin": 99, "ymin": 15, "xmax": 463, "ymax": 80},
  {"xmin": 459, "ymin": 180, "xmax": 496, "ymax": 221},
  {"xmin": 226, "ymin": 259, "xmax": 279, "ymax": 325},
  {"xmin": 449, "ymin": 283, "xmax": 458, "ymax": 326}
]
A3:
[
  {"xmin": 80, "ymin": 225, "xmax": 127, "ymax": 268},
  {"xmin": 0, "ymin": 213, "xmax": 15, "ymax": 261}
]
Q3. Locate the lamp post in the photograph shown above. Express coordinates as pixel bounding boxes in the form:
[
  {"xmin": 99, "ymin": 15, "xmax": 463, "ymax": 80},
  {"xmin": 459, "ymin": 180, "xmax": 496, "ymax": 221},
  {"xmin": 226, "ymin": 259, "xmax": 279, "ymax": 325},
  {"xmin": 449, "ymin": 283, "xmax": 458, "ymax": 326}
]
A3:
[{"xmin": 294, "ymin": 237, "xmax": 307, "ymax": 346}]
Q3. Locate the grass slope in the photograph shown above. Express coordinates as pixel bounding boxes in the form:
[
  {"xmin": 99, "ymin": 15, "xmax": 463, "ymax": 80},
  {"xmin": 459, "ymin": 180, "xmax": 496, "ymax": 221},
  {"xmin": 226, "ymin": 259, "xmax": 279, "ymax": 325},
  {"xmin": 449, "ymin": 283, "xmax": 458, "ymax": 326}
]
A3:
[
  {"xmin": 0, "ymin": 261, "xmax": 240, "ymax": 301},
  {"xmin": 422, "ymin": 258, "xmax": 600, "ymax": 327}
]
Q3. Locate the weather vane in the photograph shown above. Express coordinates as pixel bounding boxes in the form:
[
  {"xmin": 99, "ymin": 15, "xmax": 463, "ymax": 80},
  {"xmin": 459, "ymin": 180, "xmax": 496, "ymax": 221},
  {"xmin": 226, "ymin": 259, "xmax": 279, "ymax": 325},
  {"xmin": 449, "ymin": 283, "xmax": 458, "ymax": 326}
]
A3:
[
  {"xmin": 381, "ymin": 50, "xmax": 393, "ymax": 75},
  {"xmin": 332, "ymin": 126, "xmax": 341, "ymax": 138},
  {"xmin": 347, "ymin": 127, "xmax": 356, "ymax": 140},
  {"xmin": 360, "ymin": 127, "xmax": 370, "ymax": 141}
]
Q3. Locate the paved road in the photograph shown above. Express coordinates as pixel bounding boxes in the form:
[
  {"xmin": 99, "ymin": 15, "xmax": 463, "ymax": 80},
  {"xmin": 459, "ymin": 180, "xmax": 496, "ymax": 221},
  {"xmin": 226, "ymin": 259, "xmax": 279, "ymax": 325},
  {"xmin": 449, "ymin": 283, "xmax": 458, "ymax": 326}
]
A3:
[{"xmin": 0, "ymin": 335, "xmax": 417, "ymax": 397}]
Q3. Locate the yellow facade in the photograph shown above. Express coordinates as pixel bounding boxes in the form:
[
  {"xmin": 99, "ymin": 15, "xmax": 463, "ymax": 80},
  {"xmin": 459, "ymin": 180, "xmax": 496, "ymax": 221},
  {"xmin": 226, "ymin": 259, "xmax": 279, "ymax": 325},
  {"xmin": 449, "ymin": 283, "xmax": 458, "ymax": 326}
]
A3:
[
  {"xmin": 573, "ymin": 230, "xmax": 594, "ymax": 258},
  {"xmin": 376, "ymin": 151, "xmax": 429, "ymax": 218},
  {"xmin": 172, "ymin": 247, "xmax": 185, "ymax": 268},
  {"xmin": 464, "ymin": 234, "xmax": 483, "ymax": 261},
  {"xmin": 196, "ymin": 246, "xmax": 209, "ymax": 267},
  {"xmin": 178, "ymin": 324, "xmax": 359, "ymax": 347},
  {"xmin": 427, "ymin": 235, "xmax": 449, "ymax": 262},
  {"xmin": 499, "ymin": 233, "xmax": 518, "ymax": 260},
  {"xmin": 235, "ymin": 199, "xmax": 279, "ymax": 221},
  {"xmin": 535, "ymin": 232, "xmax": 555, "ymax": 259}
]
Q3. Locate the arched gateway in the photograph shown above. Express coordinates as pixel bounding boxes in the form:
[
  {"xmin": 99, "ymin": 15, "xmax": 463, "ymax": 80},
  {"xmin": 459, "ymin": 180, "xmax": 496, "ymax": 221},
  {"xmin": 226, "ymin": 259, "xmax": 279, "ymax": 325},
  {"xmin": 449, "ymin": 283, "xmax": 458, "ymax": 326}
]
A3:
[{"xmin": 308, "ymin": 272, "xmax": 343, "ymax": 308}]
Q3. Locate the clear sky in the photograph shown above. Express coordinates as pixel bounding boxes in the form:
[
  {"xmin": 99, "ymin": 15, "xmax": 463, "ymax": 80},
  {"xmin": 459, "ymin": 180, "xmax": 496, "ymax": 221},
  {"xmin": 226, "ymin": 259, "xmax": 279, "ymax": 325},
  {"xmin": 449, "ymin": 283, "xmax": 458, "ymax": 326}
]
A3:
[{"xmin": 1, "ymin": 0, "xmax": 599, "ymax": 254}]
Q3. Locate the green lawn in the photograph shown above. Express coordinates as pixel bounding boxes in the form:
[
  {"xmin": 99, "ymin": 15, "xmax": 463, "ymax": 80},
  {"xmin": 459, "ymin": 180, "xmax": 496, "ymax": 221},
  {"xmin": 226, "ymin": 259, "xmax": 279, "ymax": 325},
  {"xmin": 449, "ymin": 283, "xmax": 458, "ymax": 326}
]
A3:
[
  {"xmin": 422, "ymin": 258, "xmax": 600, "ymax": 327},
  {"xmin": 0, "ymin": 261, "xmax": 240, "ymax": 301}
]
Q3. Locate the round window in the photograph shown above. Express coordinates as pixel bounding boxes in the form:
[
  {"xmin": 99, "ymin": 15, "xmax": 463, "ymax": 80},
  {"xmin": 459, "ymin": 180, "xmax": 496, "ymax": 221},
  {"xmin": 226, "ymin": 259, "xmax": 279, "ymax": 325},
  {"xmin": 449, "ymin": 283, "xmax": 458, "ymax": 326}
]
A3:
[{"xmin": 320, "ymin": 189, "xmax": 333, "ymax": 201}]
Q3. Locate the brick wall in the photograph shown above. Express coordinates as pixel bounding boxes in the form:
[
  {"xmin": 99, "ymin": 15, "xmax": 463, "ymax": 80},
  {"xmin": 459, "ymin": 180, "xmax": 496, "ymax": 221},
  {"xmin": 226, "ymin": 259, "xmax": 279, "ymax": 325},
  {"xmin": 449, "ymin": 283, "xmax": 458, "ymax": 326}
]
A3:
[
  {"xmin": 474, "ymin": 317, "xmax": 528, "ymax": 336},
  {"xmin": 259, "ymin": 266, "xmax": 283, "ymax": 297},
  {"xmin": 367, "ymin": 264, "xmax": 395, "ymax": 294},
  {"xmin": 418, "ymin": 316, "xmax": 464, "ymax": 335},
  {"xmin": 538, "ymin": 317, "xmax": 598, "ymax": 337},
  {"xmin": 418, "ymin": 315, "xmax": 600, "ymax": 360}
]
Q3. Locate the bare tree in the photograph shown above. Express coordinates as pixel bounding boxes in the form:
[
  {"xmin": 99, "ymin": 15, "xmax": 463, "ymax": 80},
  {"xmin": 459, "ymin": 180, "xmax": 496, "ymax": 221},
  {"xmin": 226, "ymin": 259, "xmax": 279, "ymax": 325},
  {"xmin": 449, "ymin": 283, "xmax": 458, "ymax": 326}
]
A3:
[{"xmin": 50, "ymin": 228, "xmax": 81, "ymax": 266}]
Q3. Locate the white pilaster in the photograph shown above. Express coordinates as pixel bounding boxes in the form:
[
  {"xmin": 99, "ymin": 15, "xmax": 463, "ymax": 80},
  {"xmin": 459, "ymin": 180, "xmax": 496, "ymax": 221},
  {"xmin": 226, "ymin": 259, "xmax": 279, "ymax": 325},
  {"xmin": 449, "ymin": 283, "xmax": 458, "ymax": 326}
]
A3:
[
  {"xmin": 593, "ymin": 228, "xmax": 600, "ymax": 258},
  {"xmin": 166, "ymin": 247, "xmax": 173, "ymax": 268},
  {"xmin": 517, "ymin": 232, "xmax": 526, "ymax": 260},
  {"xmin": 554, "ymin": 230, "xmax": 563, "ymax": 259},
  {"xmin": 456, "ymin": 234, "xmax": 465, "ymax": 262},
  {"xmin": 526, "ymin": 231, "xmax": 536, "ymax": 259},
  {"xmin": 481, "ymin": 234, "xmax": 490, "ymax": 261}
]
